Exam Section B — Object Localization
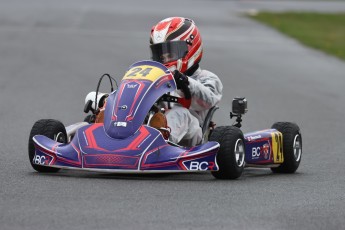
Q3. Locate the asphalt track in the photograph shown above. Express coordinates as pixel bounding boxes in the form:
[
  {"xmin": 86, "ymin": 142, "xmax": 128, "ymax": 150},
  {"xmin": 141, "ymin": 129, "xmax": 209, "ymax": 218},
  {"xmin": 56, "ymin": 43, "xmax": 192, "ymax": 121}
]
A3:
[{"xmin": 1, "ymin": 0, "xmax": 345, "ymax": 229}]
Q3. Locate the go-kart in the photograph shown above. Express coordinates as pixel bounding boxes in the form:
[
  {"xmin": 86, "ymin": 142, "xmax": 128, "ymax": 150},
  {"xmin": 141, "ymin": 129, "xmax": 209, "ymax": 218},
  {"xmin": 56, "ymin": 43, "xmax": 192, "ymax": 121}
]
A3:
[{"xmin": 28, "ymin": 60, "xmax": 302, "ymax": 179}]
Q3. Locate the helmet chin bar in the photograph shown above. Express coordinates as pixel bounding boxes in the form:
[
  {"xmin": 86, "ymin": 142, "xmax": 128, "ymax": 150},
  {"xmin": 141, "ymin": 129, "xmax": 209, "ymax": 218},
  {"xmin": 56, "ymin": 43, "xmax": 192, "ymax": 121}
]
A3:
[
  {"xmin": 168, "ymin": 65, "xmax": 177, "ymax": 72},
  {"xmin": 177, "ymin": 59, "xmax": 183, "ymax": 72},
  {"xmin": 166, "ymin": 59, "xmax": 182, "ymax": 73},
  {"xmin": 187, "ymin": 57, "xmax": 195, "ymax": 70}
]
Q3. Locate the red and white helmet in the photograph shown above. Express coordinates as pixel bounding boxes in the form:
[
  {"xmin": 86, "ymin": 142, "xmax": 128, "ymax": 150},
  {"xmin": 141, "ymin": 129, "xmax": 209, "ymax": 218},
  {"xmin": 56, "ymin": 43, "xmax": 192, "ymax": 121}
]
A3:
[{"xmin": 150, "ymin": 17, "xmax": 203, "ymax": 74}]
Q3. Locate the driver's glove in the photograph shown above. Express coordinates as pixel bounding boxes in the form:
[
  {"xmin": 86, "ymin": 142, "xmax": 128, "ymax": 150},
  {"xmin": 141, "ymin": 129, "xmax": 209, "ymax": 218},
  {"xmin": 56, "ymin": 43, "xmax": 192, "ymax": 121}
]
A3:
[
  {"xmin": 173, "ymin": 70, "xmax": 189, "ymax": 89},
  {"xmin": 173, "ymin": 70, "xmax": 191, "ymax": 99}
]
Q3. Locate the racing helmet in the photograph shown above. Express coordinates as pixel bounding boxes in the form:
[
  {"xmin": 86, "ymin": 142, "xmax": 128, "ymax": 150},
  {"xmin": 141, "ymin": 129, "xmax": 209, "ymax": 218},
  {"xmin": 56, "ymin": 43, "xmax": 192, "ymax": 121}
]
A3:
[{"xmin": 150, "ymin": 17, "xmax": 203, "ymax": 74}]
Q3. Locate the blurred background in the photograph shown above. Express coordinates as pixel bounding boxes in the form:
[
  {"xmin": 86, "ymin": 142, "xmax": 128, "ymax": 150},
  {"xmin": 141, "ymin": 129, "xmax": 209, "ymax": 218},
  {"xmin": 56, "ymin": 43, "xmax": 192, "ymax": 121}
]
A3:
[{"xmin": 1, "ymin": 0, "xmax": 345, "ymax": 229}]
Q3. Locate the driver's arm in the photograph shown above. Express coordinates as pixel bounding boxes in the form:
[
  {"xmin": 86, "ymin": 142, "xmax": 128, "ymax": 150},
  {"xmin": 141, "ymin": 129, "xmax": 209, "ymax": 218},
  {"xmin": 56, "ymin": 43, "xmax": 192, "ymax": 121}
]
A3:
[{"xmin": 188, "ymin": 70, "xmax": 223, "ymax": 111}]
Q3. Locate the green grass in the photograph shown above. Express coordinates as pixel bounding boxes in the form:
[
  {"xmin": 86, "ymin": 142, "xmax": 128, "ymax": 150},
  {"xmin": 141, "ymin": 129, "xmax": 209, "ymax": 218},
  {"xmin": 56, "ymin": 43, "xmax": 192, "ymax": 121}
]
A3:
[{"xmin": 249, "ymin": 12, "xmax": 345, "ymax": 61}]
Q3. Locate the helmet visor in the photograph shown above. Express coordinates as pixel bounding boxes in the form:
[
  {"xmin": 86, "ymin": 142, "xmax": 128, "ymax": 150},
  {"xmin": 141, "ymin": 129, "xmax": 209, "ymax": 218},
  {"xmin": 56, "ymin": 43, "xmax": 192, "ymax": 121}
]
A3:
[{"xmin": 150, "ymin": 41, "xmax": 188, "ymax": 64}]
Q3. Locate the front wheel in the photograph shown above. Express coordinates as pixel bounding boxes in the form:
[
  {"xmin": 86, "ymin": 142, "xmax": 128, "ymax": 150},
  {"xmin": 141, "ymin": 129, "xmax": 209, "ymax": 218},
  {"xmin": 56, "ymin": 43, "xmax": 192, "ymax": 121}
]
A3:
[
  {"xmin": 270, "ymin": 122, "xmax": 302, "ymax": 173},
  {"xmin": 209, "ymin": 126, "xmax": 245, "ymax": 179},
  {"xmin": 28, "ymin": 119, "xmax": 67, "ymax": 173}
]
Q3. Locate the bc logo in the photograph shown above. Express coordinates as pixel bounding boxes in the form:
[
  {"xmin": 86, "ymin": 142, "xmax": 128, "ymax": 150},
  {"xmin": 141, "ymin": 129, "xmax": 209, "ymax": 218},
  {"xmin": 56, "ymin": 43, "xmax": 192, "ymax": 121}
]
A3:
[
  {"xmin": 33, "ymin": 155, "xmax": 47, "ymax": 165},
  {"xmin": 188, "ymin": 161, "xmax": 215, "ymax": 171}
]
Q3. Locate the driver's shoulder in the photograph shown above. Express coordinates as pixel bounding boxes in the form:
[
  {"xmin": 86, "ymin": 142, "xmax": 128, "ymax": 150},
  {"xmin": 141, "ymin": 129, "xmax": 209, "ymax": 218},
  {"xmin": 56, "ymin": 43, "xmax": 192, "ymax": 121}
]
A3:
[{"xmin": 193, "ymin": 68, "xmax": 221, "ymax": 84}]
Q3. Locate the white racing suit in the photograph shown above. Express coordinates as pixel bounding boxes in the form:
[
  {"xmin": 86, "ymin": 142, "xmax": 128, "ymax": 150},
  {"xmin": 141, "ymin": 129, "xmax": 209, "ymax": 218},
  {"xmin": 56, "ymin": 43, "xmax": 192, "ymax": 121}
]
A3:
[{"xmin": 165, "ymin": 67, "xmax": 223, "ymax": 146}]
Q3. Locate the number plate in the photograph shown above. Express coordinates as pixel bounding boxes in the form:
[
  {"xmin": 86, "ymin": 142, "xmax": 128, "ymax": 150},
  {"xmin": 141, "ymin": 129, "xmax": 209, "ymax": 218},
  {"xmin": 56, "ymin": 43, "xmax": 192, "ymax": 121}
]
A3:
[
  {"xmin": 123, "ymin": 65, "xmax": 166, "ymax": 82},
  {"xmin": 271, "ymin": 131, "xmax": 284, "ymax": 163}
]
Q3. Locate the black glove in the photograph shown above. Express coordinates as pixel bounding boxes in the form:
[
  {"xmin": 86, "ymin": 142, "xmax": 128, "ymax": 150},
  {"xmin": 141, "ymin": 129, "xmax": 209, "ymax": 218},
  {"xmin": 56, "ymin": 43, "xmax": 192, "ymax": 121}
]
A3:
[
  {"xmin": 173, "ymin": 70, "xmax": 191, "ymax": 99},
  {"xmin": 173, "ymin": 70, "xmax": 189, "ymax": 89}
]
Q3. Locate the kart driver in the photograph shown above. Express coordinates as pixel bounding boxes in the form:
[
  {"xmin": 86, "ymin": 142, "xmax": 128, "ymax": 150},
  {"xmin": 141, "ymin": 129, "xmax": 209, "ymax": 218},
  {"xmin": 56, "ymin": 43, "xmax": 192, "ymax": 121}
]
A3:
[
  {"xmin": 149, "ymin": 17, "xmax": 223, "ymax": 146},
  {"xmin": 85, "ymin": 17, "xmax": 223, "ymax": 147}
]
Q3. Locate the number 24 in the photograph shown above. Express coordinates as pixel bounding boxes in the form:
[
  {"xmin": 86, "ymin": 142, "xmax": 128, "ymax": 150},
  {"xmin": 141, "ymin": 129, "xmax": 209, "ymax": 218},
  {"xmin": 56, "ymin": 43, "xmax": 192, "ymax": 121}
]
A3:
[{"xmin": 127, "ymin": 67, "xmax": 152, "ymax": 77}]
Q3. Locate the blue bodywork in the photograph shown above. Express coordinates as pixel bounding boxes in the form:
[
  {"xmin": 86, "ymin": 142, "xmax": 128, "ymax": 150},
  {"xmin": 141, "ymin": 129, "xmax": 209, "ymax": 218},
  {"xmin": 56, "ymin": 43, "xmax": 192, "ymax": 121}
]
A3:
[{"xmin": 32, "ymin": 61, "xmax": 220, "ymax": 172}]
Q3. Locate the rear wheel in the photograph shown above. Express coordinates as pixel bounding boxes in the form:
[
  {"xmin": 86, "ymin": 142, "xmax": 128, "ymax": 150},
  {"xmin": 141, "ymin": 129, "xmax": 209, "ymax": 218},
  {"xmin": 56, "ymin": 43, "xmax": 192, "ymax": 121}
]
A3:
[
  {"xmin": 270, "ymin": 122, "xmax": 302, "ymax": 173},
  {"xmin": 28, "ymin": 119, "xmax": 67, "ymax": 172},
  {"xmin": 209, "ymin": 126, "xmax": 245, "ymax": 179}
]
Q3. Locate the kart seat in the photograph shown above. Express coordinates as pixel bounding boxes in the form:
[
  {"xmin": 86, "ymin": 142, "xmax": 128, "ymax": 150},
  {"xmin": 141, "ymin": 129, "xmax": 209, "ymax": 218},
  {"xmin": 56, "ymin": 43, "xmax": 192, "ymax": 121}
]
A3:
[{"xmin": 201, "ymin": 106, "xmax": 219, "ymax": 134}]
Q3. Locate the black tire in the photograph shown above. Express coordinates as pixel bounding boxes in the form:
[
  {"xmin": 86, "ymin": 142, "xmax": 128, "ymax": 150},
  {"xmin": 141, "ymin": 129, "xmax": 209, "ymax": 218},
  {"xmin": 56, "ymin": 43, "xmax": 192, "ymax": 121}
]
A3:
[
  {"xmin": 270, "ymin": 122, "xmax": 302, "ymax": 173},
  {"xmin": 28, "ymin": 119, "xmax": 67, "ymax": 173},
  {"xmin": 209, "ymin": 126, "xmax": 245, "ymax": 179}
]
